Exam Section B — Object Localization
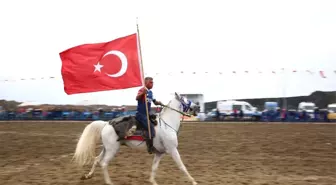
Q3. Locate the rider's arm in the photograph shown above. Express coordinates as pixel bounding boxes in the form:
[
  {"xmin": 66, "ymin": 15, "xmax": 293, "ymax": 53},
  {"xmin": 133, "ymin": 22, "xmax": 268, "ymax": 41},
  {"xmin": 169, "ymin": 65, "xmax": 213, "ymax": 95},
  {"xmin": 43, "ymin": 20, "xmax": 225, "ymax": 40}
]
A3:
[
  {"xmin": 153, "ymin": 100, "xmax": 163, "ymax": 106},
  {"xmin": 136, "ymin": 88, "xmax": 146, "ymax": 101},
  {"xmin": 152, "ymin": 93, "xmax": 162, "ymax": 105}
]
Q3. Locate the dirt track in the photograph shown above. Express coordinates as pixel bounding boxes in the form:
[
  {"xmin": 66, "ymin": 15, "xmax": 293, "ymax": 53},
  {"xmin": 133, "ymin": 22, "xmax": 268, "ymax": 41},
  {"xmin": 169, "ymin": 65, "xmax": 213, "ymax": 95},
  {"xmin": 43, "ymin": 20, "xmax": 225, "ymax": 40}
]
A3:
[{"xmin": 0, "ymin": 121, "xmax": 335, "ymax": 185}]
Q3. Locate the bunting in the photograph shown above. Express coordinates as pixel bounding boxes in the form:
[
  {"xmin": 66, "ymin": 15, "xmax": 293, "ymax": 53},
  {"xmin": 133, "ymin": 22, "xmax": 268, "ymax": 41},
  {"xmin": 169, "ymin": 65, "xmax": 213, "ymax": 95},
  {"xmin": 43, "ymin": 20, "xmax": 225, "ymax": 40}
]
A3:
[
  {"xmin": 0, "ymin": 69, "xmax": 335, "ymax": 82},
  {"xmin": 319, "ymin": 71, "xmax": 326, "ymax": 78},
  {"xmin": 306, "ymin": 70, "xmax": 313, "ymax": 75}
]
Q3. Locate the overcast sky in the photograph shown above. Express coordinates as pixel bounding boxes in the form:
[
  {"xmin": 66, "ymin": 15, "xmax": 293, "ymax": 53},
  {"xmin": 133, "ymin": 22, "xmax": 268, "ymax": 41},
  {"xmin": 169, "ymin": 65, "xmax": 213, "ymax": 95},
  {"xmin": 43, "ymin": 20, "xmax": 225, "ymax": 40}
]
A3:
[{"xmin": 0, "ymin": 0, "xmax": 335, "ymax": 105}]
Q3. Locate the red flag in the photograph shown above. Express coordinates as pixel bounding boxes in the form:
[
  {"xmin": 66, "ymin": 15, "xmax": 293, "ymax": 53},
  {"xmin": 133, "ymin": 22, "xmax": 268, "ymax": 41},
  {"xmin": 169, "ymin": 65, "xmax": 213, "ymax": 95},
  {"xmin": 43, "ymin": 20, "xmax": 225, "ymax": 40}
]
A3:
[
  {"xmin": 319, "ymin": 71, "xmax": 326, "ymax": 78},
  {"xmin": 60, "ymin": 33, "xmax": 142, "ymax": 95}
]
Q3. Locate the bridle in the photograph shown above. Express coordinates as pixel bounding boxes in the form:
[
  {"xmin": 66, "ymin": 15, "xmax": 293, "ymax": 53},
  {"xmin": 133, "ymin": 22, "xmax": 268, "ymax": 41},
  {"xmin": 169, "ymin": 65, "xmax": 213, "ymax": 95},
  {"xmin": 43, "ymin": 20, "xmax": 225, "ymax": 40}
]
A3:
[
  {"xmin": 158, "ymin": 96, "xmax": 194, "ymax": 134},
  {"xmin": 161, "ymin": 102, "xmax": 192, "ymax": 117}
]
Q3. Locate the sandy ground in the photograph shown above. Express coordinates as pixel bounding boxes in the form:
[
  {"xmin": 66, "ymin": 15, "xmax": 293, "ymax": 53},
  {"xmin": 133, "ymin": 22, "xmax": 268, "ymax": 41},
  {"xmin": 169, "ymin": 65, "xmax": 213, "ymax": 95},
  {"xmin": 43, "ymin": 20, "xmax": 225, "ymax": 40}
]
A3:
[{"xmin": 0, "ymin": 121, "xmax": 335, "ymax": 185}]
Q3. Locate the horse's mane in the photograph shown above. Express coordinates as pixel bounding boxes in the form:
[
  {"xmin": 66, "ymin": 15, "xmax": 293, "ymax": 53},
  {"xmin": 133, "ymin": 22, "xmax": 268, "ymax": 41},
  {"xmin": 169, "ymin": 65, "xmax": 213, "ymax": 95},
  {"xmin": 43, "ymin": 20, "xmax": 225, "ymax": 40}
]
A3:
[{"xmin": 160, "ymin": 100, "xmax": 172, "ymax": 115}]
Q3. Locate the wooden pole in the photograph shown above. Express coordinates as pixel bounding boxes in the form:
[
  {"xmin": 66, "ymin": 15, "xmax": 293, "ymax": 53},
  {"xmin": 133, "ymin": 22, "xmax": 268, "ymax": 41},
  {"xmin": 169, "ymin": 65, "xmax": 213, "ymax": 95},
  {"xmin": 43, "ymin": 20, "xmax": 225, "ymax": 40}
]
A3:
[
  {"xmin": 282, "ymin": 68, "xmax": 287, "ymax": 110},
  {"xmin": 136, "ymin": 17, "xmax": 152, "ymax": 140}
]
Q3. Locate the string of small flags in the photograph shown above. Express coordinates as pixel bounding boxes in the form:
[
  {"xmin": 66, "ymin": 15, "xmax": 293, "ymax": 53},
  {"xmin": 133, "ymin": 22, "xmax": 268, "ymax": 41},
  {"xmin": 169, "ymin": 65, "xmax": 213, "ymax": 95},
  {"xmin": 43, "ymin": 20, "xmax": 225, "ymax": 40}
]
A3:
[{"xmin": 0, "ymin": 69, "xmax": 335, "ymax": 82}]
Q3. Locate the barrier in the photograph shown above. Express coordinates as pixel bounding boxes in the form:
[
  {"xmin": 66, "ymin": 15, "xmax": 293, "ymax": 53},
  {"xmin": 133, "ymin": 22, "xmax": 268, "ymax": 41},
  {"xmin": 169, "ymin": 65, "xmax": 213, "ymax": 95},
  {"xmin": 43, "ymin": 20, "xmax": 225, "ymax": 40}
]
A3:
[
  {"xmin": 202, "ymin": 110, "xmax": 335, "ymax": 122},
  {"xmin": 0, "ymin": 110, "xmax": 335, "ymax": 122}
]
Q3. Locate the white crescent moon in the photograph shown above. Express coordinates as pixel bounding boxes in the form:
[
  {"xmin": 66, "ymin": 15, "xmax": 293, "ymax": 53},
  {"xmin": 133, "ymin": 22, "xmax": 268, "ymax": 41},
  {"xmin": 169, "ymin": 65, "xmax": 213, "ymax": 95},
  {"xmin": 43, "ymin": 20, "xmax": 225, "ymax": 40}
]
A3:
[{"xmin": 102, "ymin": 50, "xmax": 128, "ymax": 78}]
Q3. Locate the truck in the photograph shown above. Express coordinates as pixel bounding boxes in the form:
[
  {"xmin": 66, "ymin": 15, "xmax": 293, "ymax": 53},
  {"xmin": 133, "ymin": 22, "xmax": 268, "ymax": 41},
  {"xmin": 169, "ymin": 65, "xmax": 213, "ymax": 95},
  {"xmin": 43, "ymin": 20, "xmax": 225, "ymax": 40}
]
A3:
[
  {"xmin": 262, "ymin": 102, "xmax": 281, "ymax": 121},
  {"xmin": 264, "ymin": 102, "xmax": 279, "ymax": 111},
  {"xmin": 327, "ymin": 103, "xmax": 336, "ymax": 120},
  {"xmin": 328, "ymin": 103, "xmax": 336, "ymax": 113}
]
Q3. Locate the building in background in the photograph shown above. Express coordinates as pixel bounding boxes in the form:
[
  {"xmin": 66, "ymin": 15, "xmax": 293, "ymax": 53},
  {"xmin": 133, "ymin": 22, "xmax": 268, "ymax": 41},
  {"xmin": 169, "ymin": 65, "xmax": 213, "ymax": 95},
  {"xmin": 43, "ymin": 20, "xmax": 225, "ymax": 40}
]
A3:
[{"xmin": 180, "ymin": 94, "xmax": 204, "ymax": 112}]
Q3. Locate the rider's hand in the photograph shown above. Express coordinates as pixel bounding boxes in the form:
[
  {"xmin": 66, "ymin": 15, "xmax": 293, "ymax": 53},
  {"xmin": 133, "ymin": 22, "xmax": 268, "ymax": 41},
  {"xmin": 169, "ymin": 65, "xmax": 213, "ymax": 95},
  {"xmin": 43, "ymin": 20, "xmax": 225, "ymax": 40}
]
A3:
[{"xmin": 142, "ymin": 87, "xmax": 148, "ymax": 95}]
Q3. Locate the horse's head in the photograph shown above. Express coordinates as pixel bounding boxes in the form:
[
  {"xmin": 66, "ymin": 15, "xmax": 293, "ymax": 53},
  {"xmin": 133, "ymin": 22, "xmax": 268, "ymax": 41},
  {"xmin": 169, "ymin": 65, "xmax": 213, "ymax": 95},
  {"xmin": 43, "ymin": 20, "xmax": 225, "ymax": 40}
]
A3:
[
  {"xmin": 159, "ymin": 93, "xmax": 201, "ymax": 133},
  {"xmin": 174, "ymin": 92, "xmax": 200, "ymax": 116}
]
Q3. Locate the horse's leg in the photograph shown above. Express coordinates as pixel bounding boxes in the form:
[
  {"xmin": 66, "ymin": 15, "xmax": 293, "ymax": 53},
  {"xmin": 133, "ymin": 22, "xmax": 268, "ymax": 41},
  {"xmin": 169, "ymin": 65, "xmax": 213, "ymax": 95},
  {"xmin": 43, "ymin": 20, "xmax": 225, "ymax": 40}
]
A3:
[
  {"xmin": 100, "ymin": 144, "xmax": 119, "ymax": 185},
  {"xmin": 100, "ymin": 127, "xmax": 120, "ymax": 185},
  {"xmin": 149, "ymin": 152, "xmax": 164, "ymax": 185},
  {"xmin": 81, "ymin": 149, "xmax": 105, "ymax": 180},
  {"xmin": 170, "ymin": 148, "xmax": 197, "ymax": 185}
]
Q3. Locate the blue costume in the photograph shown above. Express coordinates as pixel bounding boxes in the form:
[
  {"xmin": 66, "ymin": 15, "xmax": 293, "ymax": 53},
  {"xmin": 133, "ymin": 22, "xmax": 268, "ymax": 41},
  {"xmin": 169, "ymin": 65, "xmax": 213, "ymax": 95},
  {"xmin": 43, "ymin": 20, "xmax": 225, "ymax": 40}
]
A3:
[{"xmin": 135, "ymin": 88, "xmax": 155, "ymax": 138}]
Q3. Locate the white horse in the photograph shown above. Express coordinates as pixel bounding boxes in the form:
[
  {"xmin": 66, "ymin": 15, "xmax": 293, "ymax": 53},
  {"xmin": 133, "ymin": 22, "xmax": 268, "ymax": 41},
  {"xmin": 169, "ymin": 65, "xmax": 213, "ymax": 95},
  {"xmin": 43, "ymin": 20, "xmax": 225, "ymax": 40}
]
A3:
[{"xmin": 73, "ymin": 92, "xmax": 200, "ymax": 185}]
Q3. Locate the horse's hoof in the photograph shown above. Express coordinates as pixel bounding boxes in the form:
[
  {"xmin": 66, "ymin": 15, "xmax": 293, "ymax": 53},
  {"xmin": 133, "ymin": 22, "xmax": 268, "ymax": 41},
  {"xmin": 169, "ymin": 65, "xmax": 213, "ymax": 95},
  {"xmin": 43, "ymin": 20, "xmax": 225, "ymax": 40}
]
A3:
[
  {"xmin": 80, "ymin": 174, "xmax": 92, "ymax": 180},
  {"xmin": 80, "ymin": 175, "xmax": 86, "ymax": 180},
  {"xmin": 149, "ymin": 178, "xmax": 158, "ymax": 185}
]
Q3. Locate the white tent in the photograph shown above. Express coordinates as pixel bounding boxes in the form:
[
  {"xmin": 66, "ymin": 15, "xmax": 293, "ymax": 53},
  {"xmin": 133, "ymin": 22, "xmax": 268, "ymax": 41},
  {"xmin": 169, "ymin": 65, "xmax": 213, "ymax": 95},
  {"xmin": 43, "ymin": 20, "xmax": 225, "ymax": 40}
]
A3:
[
  {"xmin": 76, "ymin": 99, "xmax": 98, "ymax": 106},
  {"xmin": 18, "ymin": 101, "xmax": 42, "ymax": 107}
]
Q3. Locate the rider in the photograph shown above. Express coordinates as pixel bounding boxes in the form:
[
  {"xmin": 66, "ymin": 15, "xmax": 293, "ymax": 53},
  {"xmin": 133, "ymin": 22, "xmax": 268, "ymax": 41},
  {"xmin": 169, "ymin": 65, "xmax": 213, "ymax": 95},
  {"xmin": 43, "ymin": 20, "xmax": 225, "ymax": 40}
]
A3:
[{"xmin": 136, "ymin": 77, "xmax": 163, "ymax": 154}]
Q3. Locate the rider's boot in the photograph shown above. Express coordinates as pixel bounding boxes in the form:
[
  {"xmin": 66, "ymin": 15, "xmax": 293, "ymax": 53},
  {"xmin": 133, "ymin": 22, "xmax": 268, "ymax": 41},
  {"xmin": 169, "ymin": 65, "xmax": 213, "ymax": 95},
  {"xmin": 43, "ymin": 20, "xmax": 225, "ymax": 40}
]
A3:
[{"xmin": 146, "ymin": 138, "xmax": 154, "ymax": 154}]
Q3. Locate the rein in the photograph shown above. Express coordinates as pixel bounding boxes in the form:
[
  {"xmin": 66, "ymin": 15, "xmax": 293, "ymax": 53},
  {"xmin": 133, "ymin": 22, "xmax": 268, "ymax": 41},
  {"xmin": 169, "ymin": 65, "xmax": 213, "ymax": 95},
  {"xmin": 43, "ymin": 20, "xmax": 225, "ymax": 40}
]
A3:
[
  {"xmin": 157, "ymin": 99, "xmax": 192, "ymax": 134},
  {"xmin": 161, "ymin": 104, "xmax": 192, "ymax": 117},
  {"xmin": 158, "ymin": 117, "xmax": 180, "ymax": 134}
]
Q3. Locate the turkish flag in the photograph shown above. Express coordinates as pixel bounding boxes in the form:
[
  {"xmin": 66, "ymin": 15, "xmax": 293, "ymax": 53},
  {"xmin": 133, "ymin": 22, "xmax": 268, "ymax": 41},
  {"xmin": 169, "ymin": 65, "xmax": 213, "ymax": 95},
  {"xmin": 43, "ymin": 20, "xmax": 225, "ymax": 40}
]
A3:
[{"xmin": 60, "ymin": 33, "xmax": 143, "ymax": 95}]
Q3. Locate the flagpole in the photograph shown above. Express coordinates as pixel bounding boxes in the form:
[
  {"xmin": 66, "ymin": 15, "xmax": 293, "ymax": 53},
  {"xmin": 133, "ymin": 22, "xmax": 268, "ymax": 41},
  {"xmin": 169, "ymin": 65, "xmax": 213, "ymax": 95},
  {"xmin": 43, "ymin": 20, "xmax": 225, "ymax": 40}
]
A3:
[{"xmin": 136, "ymin": 17, "xmax": 152, "ymax": 140}]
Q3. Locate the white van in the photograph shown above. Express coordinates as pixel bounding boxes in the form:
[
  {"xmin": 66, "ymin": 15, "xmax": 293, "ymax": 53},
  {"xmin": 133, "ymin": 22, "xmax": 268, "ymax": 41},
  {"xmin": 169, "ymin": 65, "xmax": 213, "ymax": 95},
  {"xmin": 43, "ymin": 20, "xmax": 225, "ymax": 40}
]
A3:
[
  {"xmin": 298, "ymin": 102, "xmax": 316, "ymax": 113},
  {"xmin": 217, "ymin": 100, "xmax": 261, "ymax": 120}
]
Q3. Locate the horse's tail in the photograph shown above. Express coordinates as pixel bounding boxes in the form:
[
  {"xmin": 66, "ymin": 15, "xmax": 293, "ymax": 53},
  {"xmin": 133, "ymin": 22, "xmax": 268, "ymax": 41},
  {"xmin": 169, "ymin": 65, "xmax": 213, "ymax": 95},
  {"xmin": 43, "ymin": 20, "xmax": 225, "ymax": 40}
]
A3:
[{"xmin": 72, "ymin": 120, "xmax": 107, "ymax": 166}]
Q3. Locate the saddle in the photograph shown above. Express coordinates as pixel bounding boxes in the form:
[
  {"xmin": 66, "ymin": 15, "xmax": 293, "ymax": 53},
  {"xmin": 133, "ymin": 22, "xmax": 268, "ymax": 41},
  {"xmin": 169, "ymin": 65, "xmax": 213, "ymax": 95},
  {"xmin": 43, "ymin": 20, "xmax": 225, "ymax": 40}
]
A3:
[{"xmin": 109, "ymin": 114, "xmax": 157, "ymax": 141}]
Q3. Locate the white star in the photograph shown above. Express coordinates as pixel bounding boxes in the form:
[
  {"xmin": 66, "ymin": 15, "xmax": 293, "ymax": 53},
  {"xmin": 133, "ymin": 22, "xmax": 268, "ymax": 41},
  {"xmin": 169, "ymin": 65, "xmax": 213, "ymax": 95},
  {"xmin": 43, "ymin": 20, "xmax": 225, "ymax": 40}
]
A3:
[{"xmin": 93, "ymin": 62, "xmax": 104, "ymax": 72}]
